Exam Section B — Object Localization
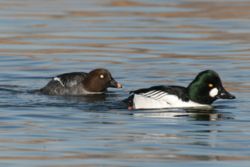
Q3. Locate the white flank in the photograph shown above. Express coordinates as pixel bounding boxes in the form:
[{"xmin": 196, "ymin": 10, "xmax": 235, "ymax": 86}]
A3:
[
  {"xmin": 133, "ymin": 93, "xmax": 210, "ymax": 109},
  {"xmin": 54, "ymin": 77, "xmax": 64, "ymax": 87},
  {"xmin": 209, "ymin": 88, "xmax": 218, "ymax": 97}
]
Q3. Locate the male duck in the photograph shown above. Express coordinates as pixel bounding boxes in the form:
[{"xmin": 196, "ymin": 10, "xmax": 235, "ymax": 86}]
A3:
[
  {"xmin": 125, "ymin": 70, "xmax": 235, "ymax": 109},
  {"xmin": 40, "ymin": 68, "xmax": 122, "ymax": 95}
]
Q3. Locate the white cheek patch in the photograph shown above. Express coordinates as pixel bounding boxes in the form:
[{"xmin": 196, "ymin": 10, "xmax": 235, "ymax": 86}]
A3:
[
  {"xmin": 209, "ymin": 88, "xmax": 218, "ymax": 97},
  {"xmin": 54, "ymin": 77, "xmax": 64, "ymax": 87}
]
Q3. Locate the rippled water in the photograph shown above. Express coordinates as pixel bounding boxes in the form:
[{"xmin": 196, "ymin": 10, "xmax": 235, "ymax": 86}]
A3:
[{"xmin": 0, "ymin": 0, "xmax": 250, "ymax": 166}]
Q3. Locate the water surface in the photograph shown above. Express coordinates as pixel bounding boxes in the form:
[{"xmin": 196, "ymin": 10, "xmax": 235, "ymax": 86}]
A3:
[{"xmin": 0, "ymin": 0, "xmax": 250, "ymax": 166}]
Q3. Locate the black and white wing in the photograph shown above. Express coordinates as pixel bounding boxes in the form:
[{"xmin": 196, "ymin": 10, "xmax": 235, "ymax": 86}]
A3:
[{"xmin": 131, "ymin": 85, "xmax": 189, "ymax": 101}]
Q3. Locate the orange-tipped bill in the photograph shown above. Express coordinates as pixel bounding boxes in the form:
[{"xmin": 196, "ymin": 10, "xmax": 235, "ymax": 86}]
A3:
[{"xmin": 109, "ymin": 79, "xmax": 122, "ymax": 88}]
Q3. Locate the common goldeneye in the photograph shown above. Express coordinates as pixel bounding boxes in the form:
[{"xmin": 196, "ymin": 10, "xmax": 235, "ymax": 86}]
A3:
[
  {"xmin": 40, "ymin": 68, "xmax": 122, "ymax": 95},
  {"xmin": 125, "ymin": 70, "xmax": 235, "ymax": 110}
]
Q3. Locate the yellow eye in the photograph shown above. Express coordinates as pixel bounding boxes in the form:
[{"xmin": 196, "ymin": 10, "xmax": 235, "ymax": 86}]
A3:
[
  {"xmin": 100, "ymin": 74, "xmax": 104, "ymax": 79},
  {"xmin": 208, "ymin": 83, "xmax": 213, "ymax": 88}
]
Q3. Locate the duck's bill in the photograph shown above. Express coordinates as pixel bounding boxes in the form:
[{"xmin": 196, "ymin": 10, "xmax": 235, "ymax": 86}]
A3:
[
  {"xmin": 109, "ymin": 79, "xmax": 123, "ymax": 88},
  {"xmin": 217, "ymin": 88, "xmax": 235, "ymax": 99}
]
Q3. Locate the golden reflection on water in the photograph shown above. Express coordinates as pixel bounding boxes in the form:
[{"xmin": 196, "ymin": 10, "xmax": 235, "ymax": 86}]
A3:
[{"xmin": 0, "ymin": 153, "xmax": 249, "ymax": 161}]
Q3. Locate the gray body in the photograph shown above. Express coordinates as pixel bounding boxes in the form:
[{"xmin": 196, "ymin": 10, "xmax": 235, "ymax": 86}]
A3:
[{"xmin": 40, "ymin": 72, "xmax": 95, "ymax": 95}]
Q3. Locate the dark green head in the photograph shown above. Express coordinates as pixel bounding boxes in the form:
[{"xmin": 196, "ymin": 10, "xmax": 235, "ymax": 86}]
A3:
[{"xmin": 187, "ymin": 70, "xmax": 235, "ymax": 104}]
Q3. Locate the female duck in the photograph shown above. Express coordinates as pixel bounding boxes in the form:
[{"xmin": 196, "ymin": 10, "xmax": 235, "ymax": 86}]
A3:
[{"xmin": 40, "ymin": 68, "xmax": 122, "ymax": 95}]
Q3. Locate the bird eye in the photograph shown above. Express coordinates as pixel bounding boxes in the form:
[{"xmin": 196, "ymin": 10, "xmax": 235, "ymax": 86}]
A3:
[
  {"xmin": 100, "ymin": 74, "xmax": 105, "ymax": 79},
  {"xmin": 208, "ymin": 83, "xmax": 213, "ymax": 88}
]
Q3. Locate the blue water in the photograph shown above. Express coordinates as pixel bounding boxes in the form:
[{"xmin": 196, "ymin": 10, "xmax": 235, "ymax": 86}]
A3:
[{"xmin": 0, "ymin": 0, "xmax": 250, "ymax": 166}]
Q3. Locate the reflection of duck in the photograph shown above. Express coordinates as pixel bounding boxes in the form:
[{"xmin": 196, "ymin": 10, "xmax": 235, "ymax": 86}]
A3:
[
  {"xmin": 40, "ymin": 68, "xmax": 122, "ymax": 95},
  {"xmin": 133, "ymin": 108, "xmax": 234, "ymax": 121},
  {"xmin": 125, "ymin": 70, "xmax": 235, "ymax": 110}
]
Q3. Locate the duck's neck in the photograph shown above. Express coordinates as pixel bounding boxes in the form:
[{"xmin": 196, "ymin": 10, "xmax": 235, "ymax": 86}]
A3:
[{"xmin": 83, "ymin": 77, "xmax": 106, "ymax": 93}]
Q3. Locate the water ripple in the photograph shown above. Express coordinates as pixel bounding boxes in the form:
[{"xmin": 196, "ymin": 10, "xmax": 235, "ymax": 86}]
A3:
[{"xmin": 0, "ymin": 0, "xmax": 250, "ymax": 166}]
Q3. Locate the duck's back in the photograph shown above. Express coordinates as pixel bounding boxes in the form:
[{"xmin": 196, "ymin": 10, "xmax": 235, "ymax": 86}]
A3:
[
  {"xmin": 57, "ymin": 72, "xmax": 87, "ymax": 87},
  {"xmin": 40, "ymin": 72, "xmax": 87, "ymax": 95}
]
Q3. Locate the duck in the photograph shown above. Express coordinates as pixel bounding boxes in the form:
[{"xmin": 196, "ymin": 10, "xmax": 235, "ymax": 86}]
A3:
[
  {"xmin": 125, "ymin": 70, "xmax": 235, "ymax": 110},
  {"xmin": 40, "ymin": 68, "xmax": 122, "ymax": 95}
]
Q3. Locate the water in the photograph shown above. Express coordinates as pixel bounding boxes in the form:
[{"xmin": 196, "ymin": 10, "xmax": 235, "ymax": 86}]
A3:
[{"xmin": 0, "ymin": 0, "xmax": 250, "ymax": 166}]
